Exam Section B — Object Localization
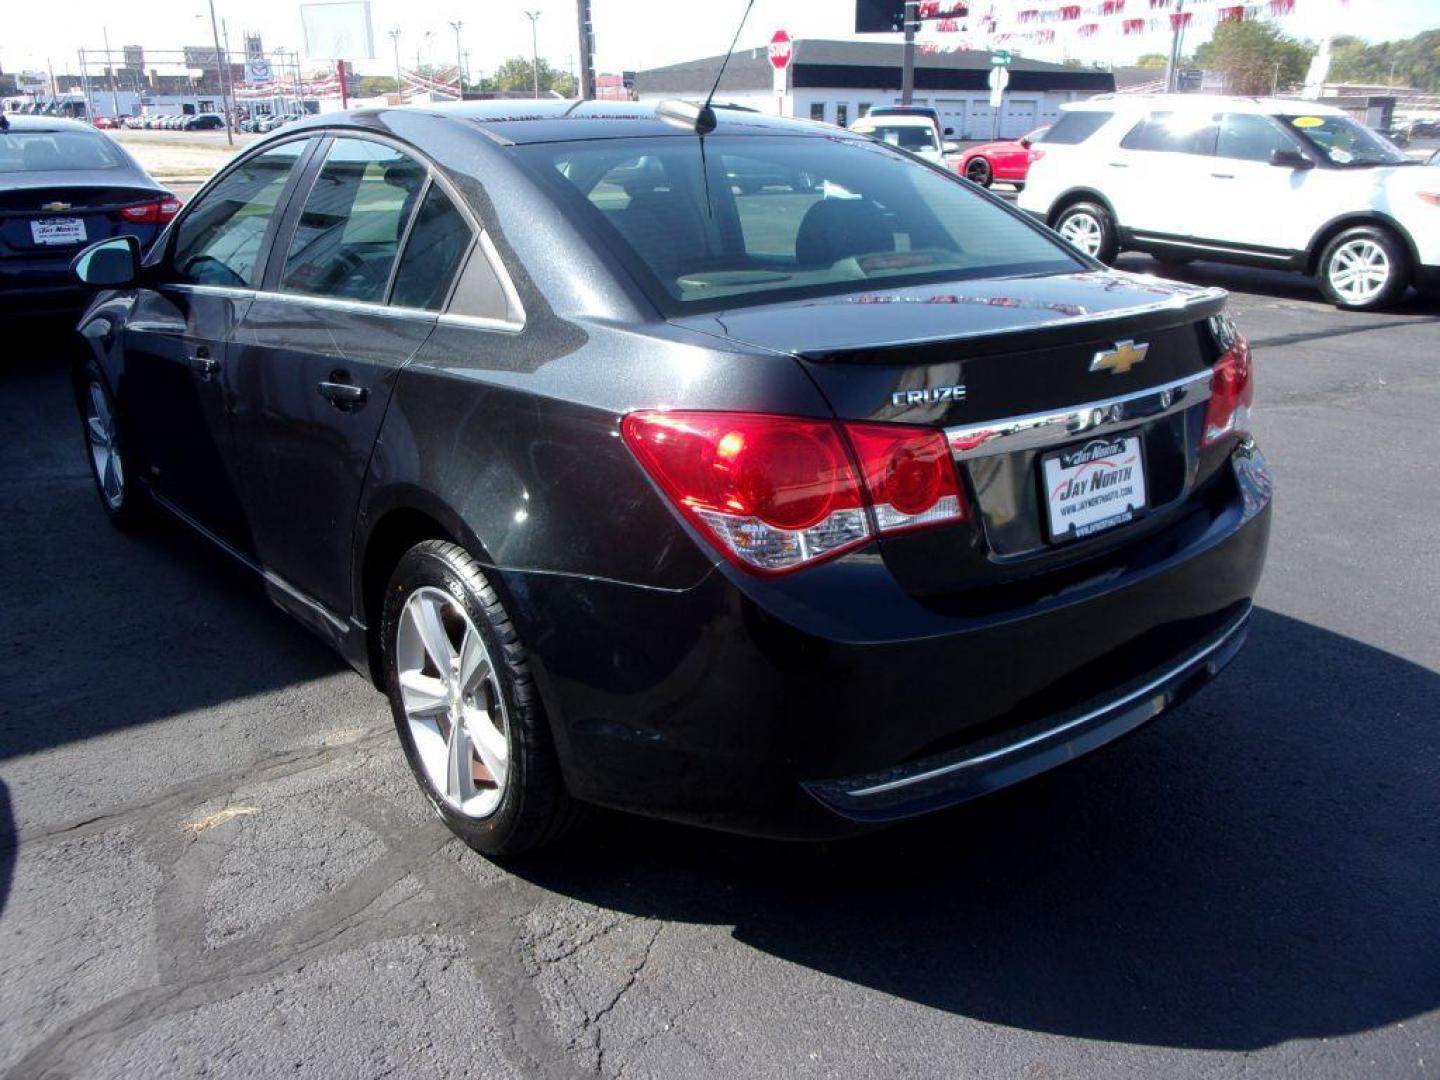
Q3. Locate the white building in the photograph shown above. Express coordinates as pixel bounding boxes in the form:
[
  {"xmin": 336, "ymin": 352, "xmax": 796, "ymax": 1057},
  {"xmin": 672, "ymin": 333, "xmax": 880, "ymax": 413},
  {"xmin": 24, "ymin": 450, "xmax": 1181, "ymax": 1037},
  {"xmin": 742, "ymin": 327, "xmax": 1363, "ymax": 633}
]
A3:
[{"xmin": 635, "ymin": 39, "xmax": 1115, "ymax": 141}]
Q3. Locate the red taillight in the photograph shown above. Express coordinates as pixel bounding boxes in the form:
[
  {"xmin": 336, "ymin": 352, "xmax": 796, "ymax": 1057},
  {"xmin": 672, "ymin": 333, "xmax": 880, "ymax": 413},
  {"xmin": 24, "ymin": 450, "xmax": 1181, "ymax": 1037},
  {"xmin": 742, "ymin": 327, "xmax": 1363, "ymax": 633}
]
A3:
[
  {"xmin": 622, "ymin": 411, "xmax": 967, "ymax": 574},
  {"xmin": 844, "ymin": 421, "xmax": 967, "ymax": 533},
  {"xmin": 1202, "ymin": 333, "xmax": 1254, "ymax": 448},
  {"xmin": 119, "ymin": 196, "xmax": 180, "ymax": 225}
]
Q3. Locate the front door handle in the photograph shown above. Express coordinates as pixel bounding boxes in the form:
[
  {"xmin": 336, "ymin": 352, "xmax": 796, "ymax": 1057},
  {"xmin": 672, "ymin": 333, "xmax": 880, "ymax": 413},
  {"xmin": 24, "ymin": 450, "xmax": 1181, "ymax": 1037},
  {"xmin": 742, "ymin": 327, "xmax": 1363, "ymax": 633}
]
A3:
[
  {"xmin": 1108, "ymin": 161, "xmax": 1129, "ymax": 168},
  {"xmin": 189, "ymin": 347, "xmax": 218, "ymax": 379},
  {"xmin": 1210, "ymin": 172, "xmax": 1236, "ymax": 179},
  {"xmin": 318, "ymin": 379, "xmax": 368, "ymax": 409}
]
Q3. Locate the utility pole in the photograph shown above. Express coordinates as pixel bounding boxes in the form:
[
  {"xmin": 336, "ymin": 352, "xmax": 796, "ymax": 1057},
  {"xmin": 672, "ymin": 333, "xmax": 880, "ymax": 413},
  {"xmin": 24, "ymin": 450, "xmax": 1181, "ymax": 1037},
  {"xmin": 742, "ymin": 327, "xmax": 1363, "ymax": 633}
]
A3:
[
  {"xmin": 575, "ymin": 0, "xmax": 595, "ymax": 100},
  {"xmin": 389, "ymin": 30, "xmax": 403, "ymax": 102},
  {"xmin": 221, "ymin": 18, "xmax": 236, "ymax": 132},
  {"xmin": 101, "ymin": 26, "xmax": 121, "ymax": 116},
  {"xmin": 525, "ymin": 11, "xmax": 542, "ymax": 99},
  {"xmin": 449, "ymin": 20, "xmax": 464, "ymax": 99},
  {"xmin": 900, "ymin": 0, "xmax": 917, "ymax": 106},
  {"xmin": 204, "ymin": 0, "xmax": 234, "ymax": 143},
  {"xmin": 78, "ymin": 49, "xmax": 96, "ymax": 122},
  {"xmin": 1164, "ymin": 0, "xmax": 1186, "ymax": 93}
]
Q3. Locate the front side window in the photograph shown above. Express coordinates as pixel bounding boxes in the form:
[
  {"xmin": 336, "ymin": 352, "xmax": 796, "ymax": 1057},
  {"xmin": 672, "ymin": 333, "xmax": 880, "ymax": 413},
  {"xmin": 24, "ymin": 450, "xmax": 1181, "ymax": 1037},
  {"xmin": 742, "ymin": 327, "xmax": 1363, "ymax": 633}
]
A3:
[
  {"xmin": 1283, "ymin": 114, "xmax": 1409, "ymax": 167},
  {"xmin": 1043, "ymin": 110, "xmax": 1112, "ymax": 145},
  {"xmin": 171, "ymin": 140, "xmax": 308, "ymax": 287},
  {"xmin": 1120, "ymin": 112, "xmax": 1219, "ymax": 155},
  {"xmin": 1217, "ymin": 113, "xmax": 1297, "ymax": 162},
  {"xmin": 521, "ymin": 134, "xmax": 1080, "ymax": 313},
  {"xmin": 280, "ymin": 137, "xmax": 427, "ymax": 303}
]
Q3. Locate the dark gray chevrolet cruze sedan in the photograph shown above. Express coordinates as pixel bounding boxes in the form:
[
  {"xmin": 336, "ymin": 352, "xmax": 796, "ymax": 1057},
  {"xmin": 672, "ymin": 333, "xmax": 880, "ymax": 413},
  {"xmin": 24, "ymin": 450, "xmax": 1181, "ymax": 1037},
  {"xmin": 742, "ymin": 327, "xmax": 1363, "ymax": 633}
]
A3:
[{"xmin": 69, "ymin": 101, "xmax": 1272, "ymax": 855}]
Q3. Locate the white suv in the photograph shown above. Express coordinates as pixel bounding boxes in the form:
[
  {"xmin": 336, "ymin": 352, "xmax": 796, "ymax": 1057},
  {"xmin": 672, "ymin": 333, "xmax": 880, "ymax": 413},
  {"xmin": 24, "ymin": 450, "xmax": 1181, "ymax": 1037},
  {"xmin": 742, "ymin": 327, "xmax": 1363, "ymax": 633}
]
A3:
[{"xmin": 1018, "ymin": 95, "xmax": 1440, "ymax": 311}]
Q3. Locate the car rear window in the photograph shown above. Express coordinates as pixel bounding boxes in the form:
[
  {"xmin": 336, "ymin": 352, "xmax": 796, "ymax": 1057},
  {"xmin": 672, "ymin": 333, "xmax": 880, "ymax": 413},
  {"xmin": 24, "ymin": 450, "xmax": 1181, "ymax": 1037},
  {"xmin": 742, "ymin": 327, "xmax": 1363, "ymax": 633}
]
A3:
[
  {"xmin": 858, "ymin": 124, "xmax": 938, "ymax": 153},
  {"xmin": 518, "ymin": 134, "xmax": 1080, "ymax": 313},
  {"xmin": 1043, "ymin": 111, "xmax": 1112, "ymax": 145},
  {"xmin": 0, "ymin": 130, "xmax": 127, "ymax": 173}
]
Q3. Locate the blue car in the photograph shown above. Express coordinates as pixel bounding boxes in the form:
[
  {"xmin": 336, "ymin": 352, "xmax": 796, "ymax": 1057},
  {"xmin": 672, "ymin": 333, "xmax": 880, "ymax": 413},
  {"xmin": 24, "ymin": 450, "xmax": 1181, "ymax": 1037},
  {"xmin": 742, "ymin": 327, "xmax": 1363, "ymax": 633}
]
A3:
[{"xmin": 0, "ymin": 112, "xmax": 178, "ymax": 318}]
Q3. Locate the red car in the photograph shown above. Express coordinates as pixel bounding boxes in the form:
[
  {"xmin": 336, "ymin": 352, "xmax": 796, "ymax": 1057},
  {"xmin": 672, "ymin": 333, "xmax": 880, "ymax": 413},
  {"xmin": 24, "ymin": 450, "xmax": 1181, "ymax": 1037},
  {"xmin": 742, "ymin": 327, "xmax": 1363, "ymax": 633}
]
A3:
[
  {"xmin": 959, "ymin": 127, "xmax": 1048, "ymax": 189},
  {"xmin": 92, "ymin": 115, "xmax": 127, "ymax": 130}
]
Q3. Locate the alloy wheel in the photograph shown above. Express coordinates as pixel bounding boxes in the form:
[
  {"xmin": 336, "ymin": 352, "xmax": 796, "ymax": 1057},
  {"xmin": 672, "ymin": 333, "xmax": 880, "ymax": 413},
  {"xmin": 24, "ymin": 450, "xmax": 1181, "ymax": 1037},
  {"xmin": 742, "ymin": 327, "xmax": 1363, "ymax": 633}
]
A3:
[
  {"xmin": 1327, "ymin": 239, "xmax": 1391, "ymax": 306},
  {"xmin": 966, "ymin": 159, "xmax": 991, "ymax": 185},
  {"xmin": 395, "ymin": 586, "xmax": 510, "ymax": 818},
  {"xmin": 1058, "ymin": 211, "xmax": 1104, "ymax": 257},
  {"xmin": 85, "ymin": 381, "xmax": 124, "ymax": 510}
]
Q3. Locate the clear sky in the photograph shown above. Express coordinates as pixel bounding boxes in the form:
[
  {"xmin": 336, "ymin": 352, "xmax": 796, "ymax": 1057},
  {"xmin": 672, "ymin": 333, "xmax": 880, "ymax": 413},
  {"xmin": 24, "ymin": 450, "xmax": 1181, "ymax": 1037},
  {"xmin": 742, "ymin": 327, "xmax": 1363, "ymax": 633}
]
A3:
[{"xmin": 2, "ymin": 0, "xmax": 1436, "ymax": 82}]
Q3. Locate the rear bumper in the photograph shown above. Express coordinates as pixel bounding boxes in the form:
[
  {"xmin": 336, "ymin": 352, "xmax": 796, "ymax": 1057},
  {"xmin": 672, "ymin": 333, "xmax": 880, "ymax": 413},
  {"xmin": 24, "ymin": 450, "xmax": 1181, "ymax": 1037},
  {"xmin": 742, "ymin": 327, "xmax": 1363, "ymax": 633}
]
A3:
[{"xmin": 501, "ymin": 440, "xmax": 1273, "ymax": 839}]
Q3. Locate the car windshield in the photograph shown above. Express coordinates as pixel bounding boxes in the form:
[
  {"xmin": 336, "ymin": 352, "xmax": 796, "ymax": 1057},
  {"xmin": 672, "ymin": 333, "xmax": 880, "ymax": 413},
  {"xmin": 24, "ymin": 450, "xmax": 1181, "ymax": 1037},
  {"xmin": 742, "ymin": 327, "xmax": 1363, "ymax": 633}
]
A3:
[
  {"xmin": 519, "ymin": 134, "xmax": 1079, "ymax": 313},
  {"xmin": 1282, "ymin": 114, "xmax": 1410, "ymax": 166},
  {"xmin": 859, "ymin": 124, "xmax": 938, "ymax": 153},
  {"xmin": 0, "ymin": 129, "xmax": 127, "ymax": 173}
]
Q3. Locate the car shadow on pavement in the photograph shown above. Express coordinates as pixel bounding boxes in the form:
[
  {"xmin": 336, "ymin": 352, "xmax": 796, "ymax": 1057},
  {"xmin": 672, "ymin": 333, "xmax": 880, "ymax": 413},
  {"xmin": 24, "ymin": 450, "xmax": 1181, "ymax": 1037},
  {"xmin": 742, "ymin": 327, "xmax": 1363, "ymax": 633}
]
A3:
[
  {"xmin": 0, "ymin": 340, "xmax": 346, "ymax": 761},
  {"xmin": 515, "ymin": 607, "xmax": 1439, "ymax": 1051}
]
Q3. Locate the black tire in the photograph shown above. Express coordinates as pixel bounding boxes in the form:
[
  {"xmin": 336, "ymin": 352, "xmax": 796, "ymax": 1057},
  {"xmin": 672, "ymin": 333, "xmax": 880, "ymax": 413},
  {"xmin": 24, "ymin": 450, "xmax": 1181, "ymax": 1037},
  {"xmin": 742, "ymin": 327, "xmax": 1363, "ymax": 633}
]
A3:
[
  {"xmin": 964, "ymin": 157, "xmax": 993, "ymax": 187},
  {"xmin": 1011, "ymin": 181, "xmax": 1025, "ymax": 193},
  {"xmin": 381, "ymin": 539, "xmax": 581, "ymax": 857},
  {"xmin": 77, "ymin": 360, "xmax": 147, "ymax": 529},
  {"xmin": 1052, "ymin": 200, "xmax": 1119, "ymax": 264},
  {"xmin": 1317, "ymin": 225, "xmax": 1411, "ymax": 311}
]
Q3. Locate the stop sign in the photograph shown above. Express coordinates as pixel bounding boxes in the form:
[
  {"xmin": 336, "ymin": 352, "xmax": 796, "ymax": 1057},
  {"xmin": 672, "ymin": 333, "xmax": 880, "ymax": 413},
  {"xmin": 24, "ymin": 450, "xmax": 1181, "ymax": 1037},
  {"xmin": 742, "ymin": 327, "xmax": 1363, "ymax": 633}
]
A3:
[{"xmin": 768, "ymin": 30, "xmax": 793, "ymax": 70}]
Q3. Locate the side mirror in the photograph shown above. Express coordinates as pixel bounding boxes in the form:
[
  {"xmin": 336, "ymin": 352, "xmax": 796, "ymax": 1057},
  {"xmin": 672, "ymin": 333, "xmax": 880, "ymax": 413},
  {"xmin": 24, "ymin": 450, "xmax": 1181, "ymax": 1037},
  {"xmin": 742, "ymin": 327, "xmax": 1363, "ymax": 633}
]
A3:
[
  {"xmin": 1019, "ymin": 137, "xmax": 1032, "ymax": 148},
  {"xmin": 943, "ymin": 141, "xmax": 961, "ymax": 154},
  {"xmin": 72, "ymin": 235, "xmax": 140, "ymax": 288},
  {"xmin": 1270, "ymin": 148, "xmax": 1315, "ymax": 170}
]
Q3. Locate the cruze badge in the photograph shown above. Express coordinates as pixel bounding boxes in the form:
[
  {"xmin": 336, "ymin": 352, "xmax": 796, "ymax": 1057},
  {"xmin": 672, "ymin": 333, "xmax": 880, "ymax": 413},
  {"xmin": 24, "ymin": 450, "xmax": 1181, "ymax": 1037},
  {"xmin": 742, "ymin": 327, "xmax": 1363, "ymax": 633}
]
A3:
[
  {"xmin": 891, "ymin": 384, "xmax": 967, "ymax": 408},
  {"xmin": 1090, "ymin": 339, "xmax": 1149, "ymax": 375}
]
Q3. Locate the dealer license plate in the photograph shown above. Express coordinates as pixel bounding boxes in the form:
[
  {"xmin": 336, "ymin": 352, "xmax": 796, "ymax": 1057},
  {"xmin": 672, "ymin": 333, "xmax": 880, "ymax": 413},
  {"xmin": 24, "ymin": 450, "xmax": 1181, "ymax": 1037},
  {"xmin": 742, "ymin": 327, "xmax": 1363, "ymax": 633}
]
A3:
[
  {"xmin": 30, "ymin": 218, "xmax": 87, "ymax": 246},
  {"xmin": 1042, "ymin": 434, "xmax": 1147, "ymax": 543}
]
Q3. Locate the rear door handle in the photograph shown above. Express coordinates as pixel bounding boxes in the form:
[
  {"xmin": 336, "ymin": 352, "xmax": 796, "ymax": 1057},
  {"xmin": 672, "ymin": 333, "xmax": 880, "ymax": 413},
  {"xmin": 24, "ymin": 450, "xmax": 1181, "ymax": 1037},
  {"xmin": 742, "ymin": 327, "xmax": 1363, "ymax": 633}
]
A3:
[
  {"xmin": 1211, "ymin": 172, "xmax": 1236, "ymax": 179},
  {"xmin": 318, "ymin": 379, "xmax": 368, "ymax": 409},
  {"xmin": 1108, "ymin": 161, "xmax": 1129, "ymax": 168},
  {"xmin": 189, "ymin": 347, "xmax": 218, "ymax": 379}
]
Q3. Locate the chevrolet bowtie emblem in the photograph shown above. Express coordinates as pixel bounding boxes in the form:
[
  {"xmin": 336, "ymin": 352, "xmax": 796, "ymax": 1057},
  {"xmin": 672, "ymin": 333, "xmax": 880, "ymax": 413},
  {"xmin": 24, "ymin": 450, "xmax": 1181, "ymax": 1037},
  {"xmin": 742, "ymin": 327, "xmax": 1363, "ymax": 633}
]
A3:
[
  {"xmin": 41, "ymin": 201, "xmax": 72, "ymax": 212},
  {"xmin": 1090, "ymin": 339, "xmax": 1149, "ymax": 375}
]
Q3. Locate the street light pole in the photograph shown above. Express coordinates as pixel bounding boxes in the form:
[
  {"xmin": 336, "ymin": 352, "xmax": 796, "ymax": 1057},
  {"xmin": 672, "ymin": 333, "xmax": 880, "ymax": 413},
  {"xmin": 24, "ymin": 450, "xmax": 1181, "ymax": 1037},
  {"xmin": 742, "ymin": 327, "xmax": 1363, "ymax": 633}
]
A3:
[
  {"xmin": 205, "ymin": 0, "xmax": 234, "ymax": 143},
  {"xmin": 449, "ymin": 20, "xmax": 464, "ymax": 99},
  {"xmin": 525, "ymin": 11, "xmax": 542, "ymax": 99},
  {"xmin": 389, "ymin": 29, "xmax": 403, "ymax": 102}
]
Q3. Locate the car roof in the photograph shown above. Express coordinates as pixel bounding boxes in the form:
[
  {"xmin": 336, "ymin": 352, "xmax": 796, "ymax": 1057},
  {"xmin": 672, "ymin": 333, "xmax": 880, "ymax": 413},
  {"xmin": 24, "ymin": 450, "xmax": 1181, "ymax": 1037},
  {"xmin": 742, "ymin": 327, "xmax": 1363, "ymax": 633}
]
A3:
[
  {"xmin": 284, "ymin": 99, "xmax": 838, "ymax": 145},
  {"xmin": 1, "ymin": 113, "xmax": 97, "ymax": 132},
  {"xmin": 1064, "ymin": 94, "xmax": 1346, "ymax": 117}
]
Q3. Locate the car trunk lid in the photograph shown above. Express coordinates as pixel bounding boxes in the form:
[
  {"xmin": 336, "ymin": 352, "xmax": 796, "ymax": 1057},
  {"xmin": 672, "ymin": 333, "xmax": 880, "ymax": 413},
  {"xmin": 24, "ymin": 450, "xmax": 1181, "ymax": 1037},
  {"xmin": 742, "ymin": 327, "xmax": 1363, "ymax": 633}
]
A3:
[{"xmin": 671, "ymin": 271, "xmax": 1232, "ymax": 598}]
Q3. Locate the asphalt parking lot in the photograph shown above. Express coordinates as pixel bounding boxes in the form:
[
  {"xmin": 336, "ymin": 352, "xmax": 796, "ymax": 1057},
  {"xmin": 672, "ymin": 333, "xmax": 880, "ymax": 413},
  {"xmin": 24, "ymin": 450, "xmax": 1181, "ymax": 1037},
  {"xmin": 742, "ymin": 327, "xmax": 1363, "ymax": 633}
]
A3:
[{"xmin": 1, "ymin": 258, "xmax": 1437, "ymax": 1079}]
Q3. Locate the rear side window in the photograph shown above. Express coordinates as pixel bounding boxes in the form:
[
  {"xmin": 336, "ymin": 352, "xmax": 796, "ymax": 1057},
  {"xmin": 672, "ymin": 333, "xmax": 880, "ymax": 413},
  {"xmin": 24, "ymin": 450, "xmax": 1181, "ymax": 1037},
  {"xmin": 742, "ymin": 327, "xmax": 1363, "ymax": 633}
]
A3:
[
  {"xmin": 1043, "ymin": 111, "xmax": 1112, "ymax": 145},
  {"xmin": 280, "ymin": 137, "xmax": 426, "ymax": 303},
  {"xmin": 390, "ymin": 184, "xmax": 473, "ymax": 310},
  {"xmin": 1120, "ymin": 113, "xmax": 1219, "ymax": 155},
  {"xmin": 1217, "ymin": 113, "xmax": 1296, "ymax": 162},
  {"xmin": 172, "ymin": 140, "xmax": 307, "ymax": 288},
  {"xmin": 520, "ymin": 134, "xmax": 1080, "ymax": 313}
]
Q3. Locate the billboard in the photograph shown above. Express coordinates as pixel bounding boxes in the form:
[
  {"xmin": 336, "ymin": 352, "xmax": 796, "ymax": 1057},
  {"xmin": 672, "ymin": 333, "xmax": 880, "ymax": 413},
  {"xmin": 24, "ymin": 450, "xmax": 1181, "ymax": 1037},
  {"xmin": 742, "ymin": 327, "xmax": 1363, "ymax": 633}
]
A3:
[
  {"xmin": 123, "ymin": 46, "xmax": 144, "ymax": 71},
  {"xmin": 855, "ymin": 0, "xmax": 906, "ymax": 33},
  {"xmin": 183, "ymin": 46, "xmax": 221, "ymax": 69},
  {"xmin": 300, "ymin": 1, "xmax": 375, "ymax": 60}
]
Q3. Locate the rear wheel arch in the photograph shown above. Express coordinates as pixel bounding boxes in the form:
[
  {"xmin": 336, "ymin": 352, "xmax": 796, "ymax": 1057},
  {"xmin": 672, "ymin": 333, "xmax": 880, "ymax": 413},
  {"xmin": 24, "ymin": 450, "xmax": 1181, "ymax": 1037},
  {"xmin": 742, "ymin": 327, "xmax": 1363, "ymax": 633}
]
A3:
[{"xmin": 1047, "ymin": 188, "xmax": 1120, "ymax": 230}]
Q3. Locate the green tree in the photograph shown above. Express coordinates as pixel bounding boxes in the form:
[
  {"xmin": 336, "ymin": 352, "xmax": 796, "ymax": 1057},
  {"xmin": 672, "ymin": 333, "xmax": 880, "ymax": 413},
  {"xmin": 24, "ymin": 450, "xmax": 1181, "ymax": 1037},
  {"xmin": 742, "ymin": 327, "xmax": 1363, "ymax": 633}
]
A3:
[
  {"xmin": 489, "ymin": 55, "xmax": 574, "ymax": 96},
  {"xmin": 1328, "ymin": 30, "xmax": 1440, "ymax": 91},
  {"xmin": 1194, "ymin": 20, "xmax": 1314, "ymax": 95},
  {"xmin": 1136, "ymin": 52, "xmax": 1168, "ymax": 70},
  {"xmin": 358, "ymin": 75, "xmax": 399, "ymax": 96}
]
